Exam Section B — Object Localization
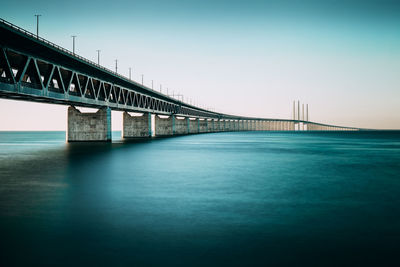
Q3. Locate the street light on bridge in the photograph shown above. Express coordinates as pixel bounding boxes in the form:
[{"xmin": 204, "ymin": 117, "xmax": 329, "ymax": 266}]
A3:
[
  {"xmin": 96, "ymin": 50, "xmax": 100, "ymax": 65},
  {"xmin": 34, "ymin": 14, "xmax": 41, "ymax": 38},
  {"xmin": 115, "ymin": 59, "xmax": 118, "ymax": 73},
  {"xmin": 71, "ymin": 35, "xmax": 76, "ymax": 55}
]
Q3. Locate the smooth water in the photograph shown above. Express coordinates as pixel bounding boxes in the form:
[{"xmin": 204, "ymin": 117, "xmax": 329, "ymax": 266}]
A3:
[{"xmin": 0, "ymin": 131, "xmax": 399, "ymax": 266}]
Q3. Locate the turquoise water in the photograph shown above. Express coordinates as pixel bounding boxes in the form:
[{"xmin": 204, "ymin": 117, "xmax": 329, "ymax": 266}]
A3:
[{"xmin": 0, "ymin": 131, "xmax": 400, "ymax": 266}]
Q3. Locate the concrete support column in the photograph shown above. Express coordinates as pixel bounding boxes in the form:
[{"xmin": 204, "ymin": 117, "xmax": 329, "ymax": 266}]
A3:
[
  {"xmin": 189, "ymin": 118, "xmax": 199, "ymax": 134},
  {"xmin": 67, "ymin": 106, "xmax": 111, "ymax": 142},
  {"xmin": 215, "ymin": 119, "xmax": 220, "ymax": 132},
  {"xmin": 199, "ymin": 119, "xmax": 208, "ymax": 133},
  {"xmin": 155, "ymin": 115, "xmax": 174, "ymax": 136},
  {"xmin": 123, "ymin": 112, "xmax": 151, "ymax": 138},
  {"xmin": 174, "ymin": 117, "xmax": 189, "ymax": 135},
  {"xmin": 207, "ymin": 119, "xmax": 213, "ymax": 132},
  {"xmin": 225, "ymin": 120, "xmax": 230, "ymax": 132}
]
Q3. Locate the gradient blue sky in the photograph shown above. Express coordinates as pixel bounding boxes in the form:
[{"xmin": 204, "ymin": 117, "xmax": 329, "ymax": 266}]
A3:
[{"xmin": 1, "ymin": 0, "xmax": 399, "ymax": 130}]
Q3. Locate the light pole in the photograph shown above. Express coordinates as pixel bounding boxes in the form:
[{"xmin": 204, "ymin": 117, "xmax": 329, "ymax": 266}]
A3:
[
  {"xmin": 71, "ymin": 35, "xmax": 76, "ymax": 55},
  {"xmin": 96, "ymin": 50, "xmax": 100, "ymax": 65},
  {"xmin": 115, "ymin": 59, "xmax": 118, "ymax": 73},
  {"xmin": 129, "ymin": 68, "xmax": 131, "ymax": 79},
  {"xmin": 306, "ymin": 104, "xmax": 309, "ymax": 121},
  {"xmin": 141, "ymin": 74, "xmax": 144, "ymax": 85},
  {"xmin": 34, "ymin": 14, "xmax": 41, "ymax": 38}
]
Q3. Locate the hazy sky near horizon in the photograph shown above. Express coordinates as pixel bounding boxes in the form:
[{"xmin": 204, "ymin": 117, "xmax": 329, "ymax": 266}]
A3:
[{"xmin": 0, "ymin": 0, "xmax": 399, "ymax": 130}]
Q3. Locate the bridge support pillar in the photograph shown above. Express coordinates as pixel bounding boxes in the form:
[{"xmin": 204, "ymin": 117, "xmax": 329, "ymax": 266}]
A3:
[
  {"xmin": 155, "ymin": 115, "xmax": 174, "ymax": 136},
  {"xmin": 67, "ymin": 106, "xmax": 111, "ymax": 142},
  {"xmin": 174, "ymin": 117, "xmax": 189, "ymax": 135},
  {"xmin": 122, "ymin": 112, "xmax": 152, "ymax": 138},
  {"xmin": 207, "ymin": 119, "xmax": 214, "ymax": 132},
  {"xmin": 189, "ymin": 118, "xmax": 199, "ymax": 134},
  {"xmin": 199, "ymin": 119, "xmax": 208, "ymax": 133}
]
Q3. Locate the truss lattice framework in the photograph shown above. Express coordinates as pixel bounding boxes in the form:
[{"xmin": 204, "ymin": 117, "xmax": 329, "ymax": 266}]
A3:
[{"xmin": 0, "ymin": 47, "xmax": 219, "ymax": 118}]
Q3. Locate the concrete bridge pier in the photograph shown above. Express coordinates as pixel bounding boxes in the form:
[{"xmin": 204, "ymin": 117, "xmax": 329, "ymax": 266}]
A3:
[
  {"xmin": 262, "ymin": 120, "xmax": 267, "ymax": 130},
  {"xmin": 155, "ymin": 115, "xmax": 174, "ymax": 136},
  {"xmin": 220, "ymin": 120, "xmax": 225, "ymax": 131},
  {"xmin": 224, "ymin": 120, "xmax": 230, "ymax": 131},
  {"xmin": 189, "ymin": 118, "xmax": 199, "ymax": 134},
  {"xmin": 174, "ymin": 117, "xmax": 189, "ymax": 135},
  {"xmin": 255, "ymin": 121, "xmax": 260, "ymax": 131},
  {"xmin": 265, "ymin": 121, "xmax": 270, "ymax": 131},
  {"xmin": 207, "ymin": 119, "xmax": 214, "ymax": 132},
  {"xmin": 199, "ymin": 119, "xmax": 208, "ymax": 133},
  {"xmin": 67, "ymin": 106, "xmax": 111, "ymax": 142},
  {"xmin": 122, "ymin": 112, "xmax": 152, "ymax": 138}
]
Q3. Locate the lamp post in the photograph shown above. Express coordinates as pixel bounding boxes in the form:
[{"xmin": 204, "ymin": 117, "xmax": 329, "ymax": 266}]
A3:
[
  {"xmin": 96, "ymin": 50, "xmax": 100, "ymax": 65},
  {"xmin": 115, "ymin": 59, "xmax": 118, "ymax": 73},
  {"xmin": 129, "ymin": 68, "xmax": 131, "ymax": 80},
  {"xmin": 71, "ymin": 35, "xmax": 76, "ymax": 55},
  {"xmin": 34, "ymin": 14, "xmax": 41, "ymax": 38}
]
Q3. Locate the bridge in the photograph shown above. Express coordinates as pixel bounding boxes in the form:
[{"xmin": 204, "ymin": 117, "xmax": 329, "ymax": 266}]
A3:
[{"xmin": 0, "ymin": 18, "xmax": 359, "ymax": 142}]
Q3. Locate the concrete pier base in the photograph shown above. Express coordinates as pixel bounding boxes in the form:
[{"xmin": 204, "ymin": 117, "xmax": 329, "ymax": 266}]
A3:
[
  {"xmin": 199, "ymin": 119, "xmax": 208, "ymax": 133},
  {"xmin": 122, "ymin": 112, "xmax": 151, "ymax": 138},
  {"xmin": 155, "ymin": 115, "xmax": 174, "ymax": 136},
  {"xmin": 175, "ymin": 117, "xmax": 189, "ymax": 135},
  {"xmin": 207, "ymin": 119, "xmax": 214, "ymax": 132},
  {"xmin": 67, "ymin": 106, "xmax": 111, "ymax": 142},
  {"xmin": 189, "ymin": 118, "xmax": 199, "ymax": 134}
]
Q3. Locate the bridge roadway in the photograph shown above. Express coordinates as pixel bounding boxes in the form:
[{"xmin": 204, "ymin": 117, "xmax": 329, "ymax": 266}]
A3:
[{"xmin": 0, "ymin": 18, "xmax": 358, "ymax": 141}]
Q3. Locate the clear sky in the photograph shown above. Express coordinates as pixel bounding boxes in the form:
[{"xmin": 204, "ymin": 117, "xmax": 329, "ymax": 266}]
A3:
[{"xmin": 1, "ymin": 0, "xmax": 399, "ymax": 130}]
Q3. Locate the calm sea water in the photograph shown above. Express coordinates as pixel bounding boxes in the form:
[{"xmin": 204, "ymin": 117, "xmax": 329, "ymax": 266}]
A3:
[{"xmin": 0, "ymin": 131, "xmax": 400, "ymax": 266}]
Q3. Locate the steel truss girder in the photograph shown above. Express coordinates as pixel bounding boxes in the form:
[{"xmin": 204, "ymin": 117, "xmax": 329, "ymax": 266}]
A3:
[{"xmin": 0, "ymin": 46, "xmax": 218, "ymax": 117}]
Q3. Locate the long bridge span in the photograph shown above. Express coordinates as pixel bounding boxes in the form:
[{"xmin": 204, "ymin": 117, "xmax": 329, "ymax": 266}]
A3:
[{"xmin": 0, "ymin": 18, "xmax": 358, "ymax": 141}]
